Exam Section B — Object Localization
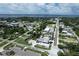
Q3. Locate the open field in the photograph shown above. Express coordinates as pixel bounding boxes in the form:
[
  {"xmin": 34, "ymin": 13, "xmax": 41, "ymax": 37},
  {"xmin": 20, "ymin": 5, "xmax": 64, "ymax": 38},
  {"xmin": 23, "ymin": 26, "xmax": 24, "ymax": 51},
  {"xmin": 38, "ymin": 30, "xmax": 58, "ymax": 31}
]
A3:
[{"xmin": 15, "ymin": 38, "xmax": 29, "ymax": 45}]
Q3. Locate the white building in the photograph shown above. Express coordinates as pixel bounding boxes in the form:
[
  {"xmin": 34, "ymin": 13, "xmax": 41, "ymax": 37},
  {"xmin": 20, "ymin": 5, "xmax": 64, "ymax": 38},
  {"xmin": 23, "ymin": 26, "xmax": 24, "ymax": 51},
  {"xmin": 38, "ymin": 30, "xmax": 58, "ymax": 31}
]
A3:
[
  {"xmin": 44, "ymin": 26, "xmax": 50, "ymax": 32},
  {"xmin": 59, "ymin": 22, "xmax": 64, "ymax": 28},
  {"xmin": 37, "ymin": 37, "xmax": 50, "ymax": 44},
  {"xmin": 62, "ymin": 27, "xmax": 74, "ymax": 37},
  {"xmin": 44, "ymin": 26, "xmax": 54, "ymax": 33}
]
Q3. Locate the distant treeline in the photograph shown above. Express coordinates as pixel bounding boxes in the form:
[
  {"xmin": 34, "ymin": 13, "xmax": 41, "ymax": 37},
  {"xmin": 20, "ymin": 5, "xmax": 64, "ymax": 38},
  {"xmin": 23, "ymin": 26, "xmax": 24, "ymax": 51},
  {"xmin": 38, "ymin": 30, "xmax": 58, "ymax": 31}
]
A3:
[
  {"xmin": 60, "ymin": 17, "xmax": 79, "ymax": 26},
  {"xmin": 0, "ymin": 17, "xmax": 55, "ymax": 22}
]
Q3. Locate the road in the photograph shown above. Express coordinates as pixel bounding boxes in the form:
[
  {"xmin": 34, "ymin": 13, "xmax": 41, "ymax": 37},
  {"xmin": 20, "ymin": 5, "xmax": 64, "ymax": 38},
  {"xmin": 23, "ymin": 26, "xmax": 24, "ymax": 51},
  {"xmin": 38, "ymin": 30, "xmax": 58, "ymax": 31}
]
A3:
[
  {"xmin": 54, "ymin": 18, "xmax": 59, "ymax": 46},
  {"xmin": 48, "ymin": 18, "xmax": 60, "ymax": 56}
]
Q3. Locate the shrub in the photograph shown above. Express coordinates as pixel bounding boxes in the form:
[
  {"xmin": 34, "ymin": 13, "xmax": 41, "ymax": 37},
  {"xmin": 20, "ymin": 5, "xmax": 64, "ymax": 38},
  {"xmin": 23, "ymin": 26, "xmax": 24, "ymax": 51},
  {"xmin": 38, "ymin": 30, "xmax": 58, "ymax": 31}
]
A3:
[{"xmin": 57, "ymin": 51, "xmax": 64, "ymax": 56}]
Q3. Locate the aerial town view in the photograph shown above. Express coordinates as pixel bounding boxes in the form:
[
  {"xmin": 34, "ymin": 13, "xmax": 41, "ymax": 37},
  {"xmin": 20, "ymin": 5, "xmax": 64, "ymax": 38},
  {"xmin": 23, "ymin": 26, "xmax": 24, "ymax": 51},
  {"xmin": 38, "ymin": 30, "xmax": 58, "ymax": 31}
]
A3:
[{"xmin": 0, "ymin": 3, "xmax": 79, "ymax": 56}]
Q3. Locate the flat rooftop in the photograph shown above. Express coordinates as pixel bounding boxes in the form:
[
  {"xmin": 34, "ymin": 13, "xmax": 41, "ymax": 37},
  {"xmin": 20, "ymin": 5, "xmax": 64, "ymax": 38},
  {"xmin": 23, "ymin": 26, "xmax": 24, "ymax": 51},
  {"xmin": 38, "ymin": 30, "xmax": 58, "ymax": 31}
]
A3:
[{"xmin": 37, "ymin": 37, "xmax": 50, "ymax": 44}]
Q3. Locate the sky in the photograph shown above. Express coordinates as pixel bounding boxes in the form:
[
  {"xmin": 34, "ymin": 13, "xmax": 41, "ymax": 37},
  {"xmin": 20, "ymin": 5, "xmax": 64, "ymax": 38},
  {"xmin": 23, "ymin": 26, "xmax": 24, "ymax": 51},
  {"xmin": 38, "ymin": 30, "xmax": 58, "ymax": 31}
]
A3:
[{"xmin": 0, "ymin": 3, "xmax": 79, "ymax": 15}]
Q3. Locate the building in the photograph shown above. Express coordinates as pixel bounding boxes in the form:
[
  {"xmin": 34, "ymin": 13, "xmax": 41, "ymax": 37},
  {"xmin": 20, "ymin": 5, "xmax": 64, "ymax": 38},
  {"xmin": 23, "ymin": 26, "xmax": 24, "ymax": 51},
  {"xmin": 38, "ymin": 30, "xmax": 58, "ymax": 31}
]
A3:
[
  {"xmin": 62, "ymin": 27, "xmax": 74, "ymax": 37},
  {"xmin": 7, "ymin": 22, "xmax": 19, "ymax": 27},
  {"xmin": 59, "ymin": 22, "xmax": 64, "ymax": 28},
  {"xmin": 44, "ymin": 26, "xmax": 54, "ymax": 34},
  {"xmin": 37, "ymin": 36, "xmax": 50, "ymax": 44}
]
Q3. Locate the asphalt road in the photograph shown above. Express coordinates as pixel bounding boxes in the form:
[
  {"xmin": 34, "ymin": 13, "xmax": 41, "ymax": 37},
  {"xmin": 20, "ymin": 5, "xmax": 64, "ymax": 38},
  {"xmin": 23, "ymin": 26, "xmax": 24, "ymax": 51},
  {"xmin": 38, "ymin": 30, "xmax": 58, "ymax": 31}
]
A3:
[{"xmin": 54, "ymin": 18, "xmax": 59, "ymax": 46}]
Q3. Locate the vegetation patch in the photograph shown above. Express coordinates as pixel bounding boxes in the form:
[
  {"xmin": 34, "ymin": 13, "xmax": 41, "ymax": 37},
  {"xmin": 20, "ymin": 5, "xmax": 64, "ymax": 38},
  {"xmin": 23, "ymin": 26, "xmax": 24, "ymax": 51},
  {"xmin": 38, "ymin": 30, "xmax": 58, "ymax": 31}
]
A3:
[
  {"xmin": 3, "ymin": 43, "xmax": 15, "ymax": 50},
  {"xmin": 25, "ymin": 48, "xmax": 49, "ymax": 56},
  {"xmin": 35, "ymin": 44, "xmax": 50, "ymax": 50},
  {"xmin": 15, "ymin": 38, "xmax": 31, "ymax": 46},
  {"xmin": 15, "ymin": 44, "xmax": 24, "ymax": 50},
  {"xmin": 57, "ymin": 51, "xmax": 65, "ymax": 56},
  {"xmin": 0, "ymin": 40, "xmax": 3, "ymax": 42},
  {"xmin": 0, "ymin": 41, "xmax": 8, "ymax": 47},
  {"xmin": 58, "ymin": 34, "xmax": 79, "ymax": 56}
]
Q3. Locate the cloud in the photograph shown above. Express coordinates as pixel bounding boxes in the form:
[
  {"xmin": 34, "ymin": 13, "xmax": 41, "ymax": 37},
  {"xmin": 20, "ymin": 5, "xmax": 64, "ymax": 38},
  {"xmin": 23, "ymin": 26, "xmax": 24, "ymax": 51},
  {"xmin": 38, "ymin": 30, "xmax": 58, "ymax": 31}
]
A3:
[{"xmin": 0, "ymin": 3, "xmax": 79, "ymax": 15}]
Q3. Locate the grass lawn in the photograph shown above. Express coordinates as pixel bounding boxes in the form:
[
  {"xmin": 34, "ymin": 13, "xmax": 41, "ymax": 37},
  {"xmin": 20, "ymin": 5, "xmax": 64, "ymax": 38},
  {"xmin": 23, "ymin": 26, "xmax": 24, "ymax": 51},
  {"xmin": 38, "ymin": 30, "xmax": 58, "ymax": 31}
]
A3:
[
  {"xmin": 16, "ymin": 44, "xmax": 24, "ymax": 49},
  {"xmin": 0, "ymin": 40, "xmax": 3, "ymax": 42},
  {"xmin": 0, "ymin": 41, "xmax": 8, "ymax": 47},
  {"xmin": 59, "ymin": 43, "xmax": 67, "ymax": 46},
  {"xmin": 64, "ymin": 37, "xmax": 78, "ymax": 43},
  {"xmin": 15, "ymin": 38, "xmax": 31, "ymax": 45},
  {"xmin": 25, "ymin": 48, "xmax": 42, "ymax": 53},
  {"xmin": 35, "ymin": 44, "xmax": 50, "ymax": 50},
  {"xmin": 60, "ymin": 37, "xmax": 78, "ymax": 44},
  {"xmin": 48, "ymin": 24, "xmax": 55, "ymax": 29},
  {"xmin": 3, "ymin": 43, "xmax": 15, "ymax": 50},
  {"xmin": 48, "ymin": 24, "xmax": 53, "ymax": 27},
  {"xmin": 25, "ymin": 48, "xmax": 49, "ymax": 56}
]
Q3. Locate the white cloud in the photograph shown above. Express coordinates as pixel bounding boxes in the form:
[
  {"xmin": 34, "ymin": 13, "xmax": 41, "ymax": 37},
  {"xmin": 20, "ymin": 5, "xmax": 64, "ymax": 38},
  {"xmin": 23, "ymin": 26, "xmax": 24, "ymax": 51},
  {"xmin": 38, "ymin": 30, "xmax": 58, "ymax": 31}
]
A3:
[{"xmin": 0, "ymin": 3, "xmax": 79, "ymax": 15}]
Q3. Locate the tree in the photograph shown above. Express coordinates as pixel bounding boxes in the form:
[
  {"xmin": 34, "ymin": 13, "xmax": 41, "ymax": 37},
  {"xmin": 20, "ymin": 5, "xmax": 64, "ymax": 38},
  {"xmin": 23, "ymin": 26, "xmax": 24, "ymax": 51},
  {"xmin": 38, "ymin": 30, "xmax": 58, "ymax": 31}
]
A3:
[
  {"xmin": 2, "ymin": 34, "xmax": 8, "ymax": 39},
  {"xmin": 57, "ymin": 51, "xmax": 64, "ymax": 56},
  {"xmin": 8, "ymin": 36, "xmax": 14, "ymax": 40},
  {"xmin": 59, "ymin": 27, "xmax": 63, "ymax": 33},
  {"xmin": 18, "ymin": 27, "xmax": 25, "ymax": 34}
]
